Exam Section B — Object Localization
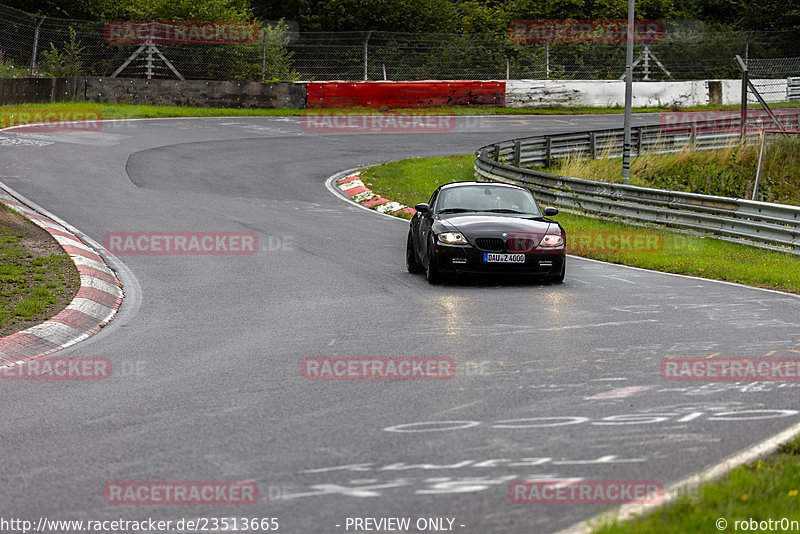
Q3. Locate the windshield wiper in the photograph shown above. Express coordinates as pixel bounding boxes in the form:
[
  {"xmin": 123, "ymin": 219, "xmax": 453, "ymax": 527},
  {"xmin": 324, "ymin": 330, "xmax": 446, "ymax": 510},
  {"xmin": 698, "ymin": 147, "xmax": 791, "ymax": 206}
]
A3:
[
  {"xmin": 481, "ymin": 208, "xmax": 536, "ymax": 214},
  {"xmin": 438, "ymin": 208, "xmax": 478, "ymax": 213}
]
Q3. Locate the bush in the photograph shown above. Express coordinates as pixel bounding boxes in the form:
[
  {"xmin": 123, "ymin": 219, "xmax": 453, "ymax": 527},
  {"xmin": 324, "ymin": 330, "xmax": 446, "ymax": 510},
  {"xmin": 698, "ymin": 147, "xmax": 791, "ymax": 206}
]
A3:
[{"xmin": 39, "ymin": 27, "xmax": 84, "ymax": 77}]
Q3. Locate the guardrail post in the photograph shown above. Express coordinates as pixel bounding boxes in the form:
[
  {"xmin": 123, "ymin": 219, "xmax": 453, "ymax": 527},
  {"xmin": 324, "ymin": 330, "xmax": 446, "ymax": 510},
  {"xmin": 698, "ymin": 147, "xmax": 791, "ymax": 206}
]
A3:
[
  {"xmin": 690, "ymin": 123, "xmax": 697, "ymax": 146},
  {"xmin": 589, "ymin": 132, "xmax": 596, "ymax": 160},
  {"xmin": 635, "ymin": 127, "xmax": 643, "ymax": 156},
  {"xmin": 513, "ymin": 140, "xmax": 521, "ymax": 167},
  {"xmin": 492, "ymin": 144, "xmax": 499, "ymax": 161},
  {"xmin": 545, "ymin": 136, "xmax": 552, "ymax": 167}
]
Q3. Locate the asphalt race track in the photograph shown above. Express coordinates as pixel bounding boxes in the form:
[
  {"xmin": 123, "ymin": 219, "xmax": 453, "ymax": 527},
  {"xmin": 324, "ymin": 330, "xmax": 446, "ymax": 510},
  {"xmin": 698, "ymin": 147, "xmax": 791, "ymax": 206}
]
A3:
[{"xmin": 1, "ymin": 115, "xmax": 799, "ymax": 533}]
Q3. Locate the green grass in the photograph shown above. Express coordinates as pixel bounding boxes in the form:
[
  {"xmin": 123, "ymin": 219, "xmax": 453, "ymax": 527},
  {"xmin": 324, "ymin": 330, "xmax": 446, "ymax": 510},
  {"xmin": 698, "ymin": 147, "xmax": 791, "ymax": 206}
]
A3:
[
  {"xmin": 360, "ymin": 154, "xmax": 800, "ymax": 294},
  {"xmin": 13, "ymin": 284, "xmax": 55, "ymax": 316},
  {"xmin": 0, "ymin": 101, "xmax": 798, "ymax": 126},
  {"xmin": 591, "ymin": 436, "xmax": 800, "ymax": 533},
  {"xmin": 0, "ymin": 204, "xmax": 79, "ymax": 333},
  {"xmin": 548, "ymin": 136, "xmax": 800, "ymax": 206}
]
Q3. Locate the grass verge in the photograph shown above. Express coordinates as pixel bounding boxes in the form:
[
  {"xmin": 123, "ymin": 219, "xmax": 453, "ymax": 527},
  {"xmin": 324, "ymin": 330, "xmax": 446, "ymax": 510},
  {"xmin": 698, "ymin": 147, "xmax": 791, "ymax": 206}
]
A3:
[
  {"xmin": 0, "ymin": 203, "xmax": 80, "ymax": 337},
  {"xmin": 0, "ymin": 101, "xmax": 798, "ymax": 127},
  {"xmin": 591, "ymin": 435, "xmax": 800, "ymax": 533},
  {"xmin": 360, "ymin": 154, "xmax": 800, "ymax": 294},
  {"xmin": 361, "ymin": 154, "xmax": 800, "ymax": 531}
]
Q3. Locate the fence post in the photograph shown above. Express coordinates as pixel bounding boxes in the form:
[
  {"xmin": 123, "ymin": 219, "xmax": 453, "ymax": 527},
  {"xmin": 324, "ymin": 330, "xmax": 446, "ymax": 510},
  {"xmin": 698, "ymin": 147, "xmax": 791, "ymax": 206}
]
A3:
[
  {"xmin": 513, "ymin": 140, "xmax": 521, "ymax": 166},
  {"xmin": 363, "ymin": 30, "xmax": 373, "ymax": 81},
  {"xmin": 30, "ymin": 16, "xmax": 45, "ymax": 76},
  {"xmin": 261, "ymin": 27, "xmax": 267, "ymax": 82},
  {"xmin": 545, "ymin": 41, "xmax": 550, "ymax": 79},
  {"xmin": 735, "ymin": 55, "xmax": 748, "ymax": 145}
]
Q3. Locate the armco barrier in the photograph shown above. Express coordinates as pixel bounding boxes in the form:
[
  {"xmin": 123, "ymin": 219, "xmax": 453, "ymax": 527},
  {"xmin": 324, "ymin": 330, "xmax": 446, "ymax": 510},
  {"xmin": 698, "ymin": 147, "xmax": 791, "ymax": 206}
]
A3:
[
  {"xmin": 306, "ymin": 81, "xmax": 506, "ymax": 108},
  {"xmin": 474, "ymin": 116, "xmax": 800, "ymax": 254}
]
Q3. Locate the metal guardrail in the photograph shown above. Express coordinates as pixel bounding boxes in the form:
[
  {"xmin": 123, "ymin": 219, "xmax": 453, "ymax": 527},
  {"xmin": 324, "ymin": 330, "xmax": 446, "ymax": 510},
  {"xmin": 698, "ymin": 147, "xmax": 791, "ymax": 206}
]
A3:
[{"xmin": 474, "ymin": 115, "xmax": 800, "ymax": 254}]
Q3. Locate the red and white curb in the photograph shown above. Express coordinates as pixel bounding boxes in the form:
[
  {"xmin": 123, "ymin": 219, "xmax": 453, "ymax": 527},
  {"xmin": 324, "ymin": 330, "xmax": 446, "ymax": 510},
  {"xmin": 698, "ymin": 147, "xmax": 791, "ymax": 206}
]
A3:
[
  {"xmin": 0, "ymin": 188, "xmax": 122, "ymax": 368},
  {"xmin": 336, "ymin": 171, "xmax": 417, "ymax": 216}
]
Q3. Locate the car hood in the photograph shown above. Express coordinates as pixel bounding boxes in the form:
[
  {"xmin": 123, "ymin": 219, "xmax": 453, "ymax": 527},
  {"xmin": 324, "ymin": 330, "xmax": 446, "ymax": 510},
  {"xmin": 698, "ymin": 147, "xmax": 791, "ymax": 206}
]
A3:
[{"xmin": 440, "ymin": 214, "xmax": 557, "ymax": 235}]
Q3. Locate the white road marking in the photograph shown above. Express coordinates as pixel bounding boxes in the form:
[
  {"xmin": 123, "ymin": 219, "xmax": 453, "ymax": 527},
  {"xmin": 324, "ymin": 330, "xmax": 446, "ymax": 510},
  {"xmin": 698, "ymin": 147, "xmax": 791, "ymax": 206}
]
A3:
[{"xmin": 586, "ymin": 386, "xmax": 652, "ymax": 400}]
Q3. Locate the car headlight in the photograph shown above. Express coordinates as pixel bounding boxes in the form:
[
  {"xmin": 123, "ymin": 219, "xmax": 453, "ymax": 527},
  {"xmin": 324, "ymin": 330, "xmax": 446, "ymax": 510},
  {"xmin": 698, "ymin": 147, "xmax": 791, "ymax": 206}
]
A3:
[
  {"xmin": 538, "ymin": 234, "xmax": 565, "ymax": 248},
  {"xmin": 437, "ymin": 232, "xmax": 468, "ymax": 245}
]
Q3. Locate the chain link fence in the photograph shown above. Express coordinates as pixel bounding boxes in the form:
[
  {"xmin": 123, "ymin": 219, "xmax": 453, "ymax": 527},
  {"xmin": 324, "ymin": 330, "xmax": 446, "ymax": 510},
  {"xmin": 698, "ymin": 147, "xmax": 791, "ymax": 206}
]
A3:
[
  {"xmin": 0, "ymin": 3, "xmax": 798, "ymax": 83},
  {"xmin": 0, "ymin": 5, "xmax": 293, "ymax": 81},
  {"xmin": 745, "ymin": 57, "xmax": 800, "ymax": 107}
]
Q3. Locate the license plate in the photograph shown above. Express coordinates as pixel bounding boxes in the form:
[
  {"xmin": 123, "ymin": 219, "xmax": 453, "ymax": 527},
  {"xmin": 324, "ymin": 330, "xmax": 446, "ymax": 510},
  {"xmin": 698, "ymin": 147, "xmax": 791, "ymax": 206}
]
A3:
[{"xmin": 484, "ymin": 253, "xmax": 525, "ymax": 263}]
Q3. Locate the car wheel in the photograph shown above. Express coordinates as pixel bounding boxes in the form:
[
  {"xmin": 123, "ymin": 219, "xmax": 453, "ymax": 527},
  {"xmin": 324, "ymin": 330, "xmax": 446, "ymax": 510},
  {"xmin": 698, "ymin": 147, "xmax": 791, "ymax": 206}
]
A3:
[
  {"xmin": 406, "ymin": 231, "xmax": 423, "ymax": 274},
  {"xmin": 425, "ymin": 241, "xmax": 439, "ymax": 284}
]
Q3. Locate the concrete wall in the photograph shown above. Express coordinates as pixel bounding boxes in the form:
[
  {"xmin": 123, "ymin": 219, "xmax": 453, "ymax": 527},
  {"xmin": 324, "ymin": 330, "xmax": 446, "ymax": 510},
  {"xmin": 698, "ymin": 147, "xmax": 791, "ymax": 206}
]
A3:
[
  {"xmin": 505, "ymin": 79, "xmax": 788, "ymax": 108},
  {"xmin": 0, "ymin": 76, "xmax": 791, "ymax": 110},
  {"xmin": 0, "ymin": 78, "xmax": 83, "ymax": 104},
  {"xmin": 0, "ymin": 77, "xmax": 307, "ymax": 109},
  {"xmin": 307, "ymin": 81, "xmax": 505, "ymax": 108},
  {"xmin": 82, "ymin": 78, "xmax": 306, "ymax": 108}
]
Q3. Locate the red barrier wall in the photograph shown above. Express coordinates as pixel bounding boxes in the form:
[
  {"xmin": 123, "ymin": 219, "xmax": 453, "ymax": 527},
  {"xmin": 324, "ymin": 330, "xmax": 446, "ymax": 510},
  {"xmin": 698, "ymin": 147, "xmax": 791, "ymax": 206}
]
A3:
[{"xmin": 307, "ymin": 81, "xmax": 506, "ymax": 108}]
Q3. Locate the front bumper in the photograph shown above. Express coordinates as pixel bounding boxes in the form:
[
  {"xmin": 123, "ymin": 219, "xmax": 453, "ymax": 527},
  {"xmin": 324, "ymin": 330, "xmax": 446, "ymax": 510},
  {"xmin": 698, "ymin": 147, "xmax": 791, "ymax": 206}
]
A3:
[{"xmin": 432, "ymin": 242, "xmax": 565, "ymax": 276}]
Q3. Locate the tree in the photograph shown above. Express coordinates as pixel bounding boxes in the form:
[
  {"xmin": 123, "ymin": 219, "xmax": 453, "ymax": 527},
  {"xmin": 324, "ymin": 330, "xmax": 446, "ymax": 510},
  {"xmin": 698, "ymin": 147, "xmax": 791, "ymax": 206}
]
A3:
[{"xmin": 251, "ymin": 0, "xmax": 457, "ymax": 32}]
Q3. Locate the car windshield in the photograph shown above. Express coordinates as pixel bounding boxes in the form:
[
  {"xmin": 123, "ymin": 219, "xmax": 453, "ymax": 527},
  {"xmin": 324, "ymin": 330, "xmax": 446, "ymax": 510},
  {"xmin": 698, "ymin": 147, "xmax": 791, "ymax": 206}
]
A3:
[{"xmin": 437, "ymin": 185, "xmax": 540, "ymax": 215}]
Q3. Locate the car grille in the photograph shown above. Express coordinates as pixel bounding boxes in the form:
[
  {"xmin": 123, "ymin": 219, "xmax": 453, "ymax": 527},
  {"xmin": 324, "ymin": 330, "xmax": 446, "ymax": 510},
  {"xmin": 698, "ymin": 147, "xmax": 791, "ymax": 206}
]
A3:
[{"xmin": 475, "ymin": 237, "xmax": 505, "ymax": 251}]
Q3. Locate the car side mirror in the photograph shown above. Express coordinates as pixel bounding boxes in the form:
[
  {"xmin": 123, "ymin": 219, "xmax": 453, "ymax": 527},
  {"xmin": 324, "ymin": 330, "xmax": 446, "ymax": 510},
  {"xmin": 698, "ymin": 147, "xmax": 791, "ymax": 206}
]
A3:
[
  {"xmin": 543, "ymin": 207, "xmax": 559, "ymax": 216},
  {"xmin": 414, "ymin": 203, "xmax": 430, "ymax": 213}
]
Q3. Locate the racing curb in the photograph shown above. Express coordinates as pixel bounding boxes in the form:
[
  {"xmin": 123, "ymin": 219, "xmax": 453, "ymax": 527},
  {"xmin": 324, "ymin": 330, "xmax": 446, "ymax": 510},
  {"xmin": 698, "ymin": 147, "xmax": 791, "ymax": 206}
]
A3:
[
  {"xmin": 335, "ymin": 170, "xmax": 417, "ymax": 217},
  {"xmin": 0, "ymin": 187, "xmax": 123, "ymax": 368}
]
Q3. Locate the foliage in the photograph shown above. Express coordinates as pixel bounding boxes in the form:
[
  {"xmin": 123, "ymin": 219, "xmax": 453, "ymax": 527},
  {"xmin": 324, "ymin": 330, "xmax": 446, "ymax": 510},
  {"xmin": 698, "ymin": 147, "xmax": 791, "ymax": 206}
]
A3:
[
  {"xmin": 0, "ymin": 51, "xmax": 29, "ymax": 77},
  {"xmin": 550, "ymin": 135, "xmax": 800, "ymax": 206},
  {"xmin": 4, "ymin": 0, "xmax": 800, "ymax": 33},
  {"xmin": 260, "ymin": 19, "xmax": 299, "ymax": 81},
  {"xmin": 86, "ymin": 0, "xmax": 253, "ymax": 22},
  {"xmin": 38, "ymin": 26, "xmax": 84, "ymax": 77}
]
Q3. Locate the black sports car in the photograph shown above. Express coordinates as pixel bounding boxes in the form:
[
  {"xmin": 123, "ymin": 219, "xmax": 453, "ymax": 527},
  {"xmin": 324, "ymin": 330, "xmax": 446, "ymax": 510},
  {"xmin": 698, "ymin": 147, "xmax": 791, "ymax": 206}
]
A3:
[{"xmin": 406, "ymin": 181, "xmax": 566, "ymax": 284}]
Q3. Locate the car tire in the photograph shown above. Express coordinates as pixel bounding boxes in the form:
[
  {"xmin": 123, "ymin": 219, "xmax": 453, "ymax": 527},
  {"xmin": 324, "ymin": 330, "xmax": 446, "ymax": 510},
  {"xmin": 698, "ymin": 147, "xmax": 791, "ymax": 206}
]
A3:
[
  {"xmin": 425, "ymin": 241, "xmax": 439, "ymax": 284},
  {"xmin": 406, "ymin": 231, "xmax": 423, "ymax": 274}
]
